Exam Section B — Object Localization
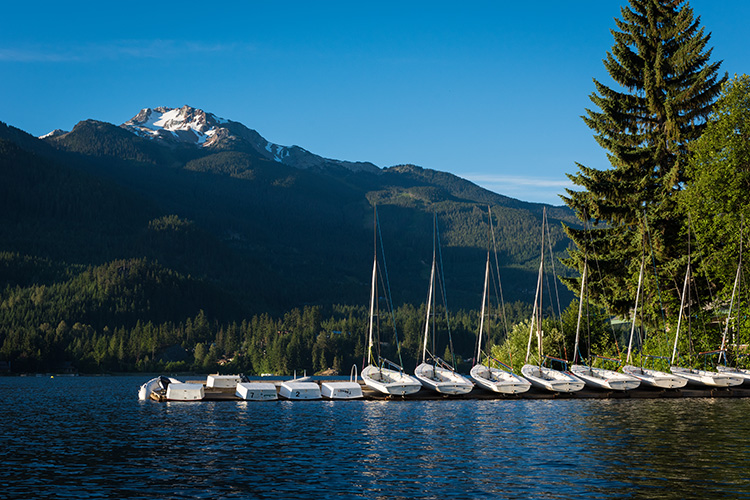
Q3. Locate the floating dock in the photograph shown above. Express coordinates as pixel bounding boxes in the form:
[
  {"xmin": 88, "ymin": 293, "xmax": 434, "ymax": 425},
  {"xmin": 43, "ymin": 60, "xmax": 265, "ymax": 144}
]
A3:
[{"xmin": 148, "ymin": 378, "xmax": 750, "ymax": 402}]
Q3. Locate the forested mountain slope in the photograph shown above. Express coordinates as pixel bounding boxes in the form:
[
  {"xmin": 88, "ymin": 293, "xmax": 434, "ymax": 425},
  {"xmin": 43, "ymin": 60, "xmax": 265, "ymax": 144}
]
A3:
[{"xmin": 0, "ymin": 112, "xmax": 578, "ymax": 373}]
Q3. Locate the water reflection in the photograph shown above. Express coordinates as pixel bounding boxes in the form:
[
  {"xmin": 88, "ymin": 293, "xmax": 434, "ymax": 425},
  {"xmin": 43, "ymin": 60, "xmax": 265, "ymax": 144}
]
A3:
[{"xmin": 2, "ymin": 377, "xmax": 750, "ymax": 499}]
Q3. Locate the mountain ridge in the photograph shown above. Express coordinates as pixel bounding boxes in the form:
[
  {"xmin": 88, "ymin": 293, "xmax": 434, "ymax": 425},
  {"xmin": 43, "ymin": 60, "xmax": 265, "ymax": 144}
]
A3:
[
  {"xmin": 3, "ymin": 109, "xmax": 577, "ymax": 319},
  {"xmin": 119, "ymin": 105, "xmax": 380, "ymax": 174}
]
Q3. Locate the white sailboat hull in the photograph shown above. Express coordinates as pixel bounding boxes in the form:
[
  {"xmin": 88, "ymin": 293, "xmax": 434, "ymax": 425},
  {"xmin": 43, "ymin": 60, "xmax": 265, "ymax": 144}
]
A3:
[
  {"xmin": 670, "ymin": 366, "xmax": 743, "ymax": 388},
  {"xmin": 415, "ymin": 363, "xmax": 474, "ymax": 395},
  {"xmin": 235, "ymin": 382, "xmax": 278, "ymax": 401},
  {"xmin": 470, "ymin": 364, "xmax": 531, "ymax": 394},
  {"xmin": 521, "ymin": 364, "xmax": 584, "ymax": 393},
  {"xmin": 361, "ymin": 365, "xmax": 422, "ymax": 396},
  {"xmin": 279, "ymin": 380, "xmax": 322, "ymax": 400},
  {"xmin": 716, "ymin": 365, "xmax": 750, "ymax": 384},
  {"xmin": 320, "ymin": 381, "xmax": 363, "ymax": 399},
  {"xmin": 622, "ymin": 365, "xmax": 688, "ymax": 389},
  {"xmin": 571, "ymin": 365, "xmax": 641, "ymax": 391}
]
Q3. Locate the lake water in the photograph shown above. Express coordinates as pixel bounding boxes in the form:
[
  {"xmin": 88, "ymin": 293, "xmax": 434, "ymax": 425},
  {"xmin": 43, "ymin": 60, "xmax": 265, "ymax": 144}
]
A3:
[{"xmin": 2, "ymin": 376, "xmax": 750, "ymax": 499}]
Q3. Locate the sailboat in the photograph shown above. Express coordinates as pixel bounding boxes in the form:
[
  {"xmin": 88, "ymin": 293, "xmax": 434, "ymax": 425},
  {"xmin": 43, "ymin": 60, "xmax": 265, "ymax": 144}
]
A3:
[
  {"xmin": 715, "ymin": 228, "xmax": 750, "ymax": 385},
  {"xmin": 520, "ymin": 259, "xmax": 585, "ymax": 392},
  {"xmin": 414, "ymin": 214, "xmax": 474, "ymax": 395},
  {"xmin": 520, "ymin": 208, "xmax": 584, "ymax": 393},
  {"xmin": 571, "ymin": 361, "xmax": 640, "ymax": 391},
  {"xmin": 470, "ymin": 207, "xmax": 530, "ymax": 394},
  {"xmin": 671, "ymin": 364, "xmax": 743, "ymax": 388},
  {"xmin": 716, "ymin": 364, "xmax": 750, "ymax": 385},
  {"xmin": 569, "ymin": 259, "xmax": 640, "ymax": 391},
  {"xmin": 361, "ymin": 209, "xmax": 422, "ymax": 396},
  {"xmin": 622, "ymin": 257, "xmax": 688, "ymax": 389},
  {"xmin": 669, "ymin": 246, "xmax": 743, "ymax": 388}
]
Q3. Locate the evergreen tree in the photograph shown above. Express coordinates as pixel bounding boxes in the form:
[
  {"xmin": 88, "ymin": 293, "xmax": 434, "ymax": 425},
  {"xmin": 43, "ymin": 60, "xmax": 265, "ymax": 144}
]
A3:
[{"xmin": 562, "ymin": 0, "xmax": 725, "ymax": 323}]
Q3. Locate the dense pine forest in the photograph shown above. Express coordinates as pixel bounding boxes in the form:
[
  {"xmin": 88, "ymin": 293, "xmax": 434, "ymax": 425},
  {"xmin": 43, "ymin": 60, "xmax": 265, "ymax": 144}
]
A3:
[
  {"xmin": 4, "ymin": 2, "xmax": 749, "ymax": 376},
  {"xmin": 0, "ymin": 115, "xmax": 576, "ymax": 374}
]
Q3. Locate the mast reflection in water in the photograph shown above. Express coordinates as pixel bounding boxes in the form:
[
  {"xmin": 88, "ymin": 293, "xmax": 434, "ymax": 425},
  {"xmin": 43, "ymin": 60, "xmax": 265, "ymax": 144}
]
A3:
[{"xmin": 2, "ymin": 376, "xmax": 749, "ymax": 499}]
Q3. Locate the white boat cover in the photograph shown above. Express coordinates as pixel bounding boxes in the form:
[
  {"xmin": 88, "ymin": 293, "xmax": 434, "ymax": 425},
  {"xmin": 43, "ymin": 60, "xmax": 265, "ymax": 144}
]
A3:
[
  {"xmin": 236, "ymin": 382, "xmax": 278, "ymax": 401},
  {"xmin": 415, "ymin": 363, "xmax": 474, "ymax": 395},
  {"xmin": 670, "ymin": 366, "xmax": 744, "ymax": 388},
  {"xmin": 622, "ymin": 365, "xmax": 687, "ymax": 389},
  {"xmin": 320, "ymin": 381, "xmax": 363, "ymax": 399},
  {"xmin": 571, "ymin": 365, "xmax": 641, "ymax": 391},
  {"xmin": 361, "ymin": 365, "xmax": 422, "ymax": 396},
  {"xmin": 716, "ymin": 365, "xmax": 750, "ymax": 384},
  {"xmin": 279, "ymin": 380, "xmax": 322, "ymax": 400},
  {"xmin": 521, "ymin": 364, "xmax": 584, "ymax": 393},
  {"xmin": 470, "ymin": 364, "xmax": 531, "ymax": 394},
  {"xmin": 166, "ymin": 382, "xmax": 205, "ymax": 401},
  {"xmin": 206, "ymin": 374, "xmax": 242, "ymax": 388}
]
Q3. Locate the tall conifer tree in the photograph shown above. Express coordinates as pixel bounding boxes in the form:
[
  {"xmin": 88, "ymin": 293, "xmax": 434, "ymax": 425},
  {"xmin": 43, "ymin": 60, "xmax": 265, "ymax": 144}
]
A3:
[{"xmin": 562, "ymin": 0, "xmax": 725, "ymax": 323}]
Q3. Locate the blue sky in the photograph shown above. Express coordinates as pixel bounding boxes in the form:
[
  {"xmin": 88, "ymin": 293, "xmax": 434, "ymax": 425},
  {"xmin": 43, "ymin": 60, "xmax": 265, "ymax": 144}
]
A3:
[{"xmin": 2, "ymin": 1, "xmax": 748, "ymax": 205}]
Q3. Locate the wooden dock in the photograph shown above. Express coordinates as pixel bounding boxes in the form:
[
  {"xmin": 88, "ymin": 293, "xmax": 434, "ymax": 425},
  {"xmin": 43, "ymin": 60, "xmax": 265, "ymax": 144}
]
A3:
[{"xmin": 173, "ymin": 379, "xmax": 750, "ymax": 402}]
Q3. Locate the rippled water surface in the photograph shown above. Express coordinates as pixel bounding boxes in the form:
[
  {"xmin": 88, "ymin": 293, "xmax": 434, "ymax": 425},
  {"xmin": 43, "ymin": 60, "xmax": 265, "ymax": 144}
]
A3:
[{"xmin": 3, "ymin": 376, "xmax": 750, "ymax": 499}]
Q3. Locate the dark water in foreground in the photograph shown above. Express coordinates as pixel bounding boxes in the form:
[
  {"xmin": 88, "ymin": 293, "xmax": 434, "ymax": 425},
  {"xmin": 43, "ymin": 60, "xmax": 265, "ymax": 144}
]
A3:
[{"xmin": 2, "ymin": 376, "xmax": 750, "ymax": 499}]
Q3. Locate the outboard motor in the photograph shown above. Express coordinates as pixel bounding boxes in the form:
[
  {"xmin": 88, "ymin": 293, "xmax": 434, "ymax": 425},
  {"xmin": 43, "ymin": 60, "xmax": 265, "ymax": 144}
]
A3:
[{"xmin": 158, "ymin": 376, "xmax": 172, "ymax": 391}]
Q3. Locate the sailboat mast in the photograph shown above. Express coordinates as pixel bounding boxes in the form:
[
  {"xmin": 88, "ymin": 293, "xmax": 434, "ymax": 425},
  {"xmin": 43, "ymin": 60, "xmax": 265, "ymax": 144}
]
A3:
[
  {"xmin": 367, "ymin": 257, "xmax": 377, "ymax": 366},
  {"xmin": 525, "ymin": 260, "xmax": 542, "ymax": 364},
  {"xmin": 626, "ymin": 257, "xmax": 645, "ymax": 363},
  {"xmin": 476, "ymin": 206, "xmax": 492, "ymax": 366},
  {"xmin": 367, "ymin": 207, "xmax": 378, "ymax": 367},
  {"xmin": 422, "ymin": 243, "xmax": 436, "ymax": 364},
  {"xmin": 720, "ymin": 231, "xmax": 743, "ymax": 364},
  {"xmin": 525, "ymin": 210, "xmax": 547, "ymax": 365},
  {"xmin": 671, "ymin": 263, "xmax": 691, "ymax": 365},
  {"xmin": 477, "ymin": 250, "xmax": 490, "ymax": 364},
  {"xmin": 537, "ymin": 208, "xmax": 546, "ymax": 366},
  {"xmin": 573, "ymin": 261, "xmax": 587, "ymax": 365}
]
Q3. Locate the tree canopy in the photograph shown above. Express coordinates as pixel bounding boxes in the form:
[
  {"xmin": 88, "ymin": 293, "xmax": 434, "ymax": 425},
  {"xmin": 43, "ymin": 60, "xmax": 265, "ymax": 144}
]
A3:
[
  {"xmin": 562, "ymin": 0, "xmax": 726, "ymax": 326},
  {"xmin": 680, "ymin": 74, "xmax": 750, "ymax": 291}
]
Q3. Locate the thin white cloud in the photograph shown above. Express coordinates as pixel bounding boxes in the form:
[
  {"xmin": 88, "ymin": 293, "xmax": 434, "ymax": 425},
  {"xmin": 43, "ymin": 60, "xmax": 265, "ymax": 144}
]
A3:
[
  {"xmin": 0, "ymin": 47, "xmax": 82, "ymax": 62},
  {"xmin": 0, "ymin": 40, "xmax": 254, "ymax": 62},
  {"xmin": 460, "ymin": 172, "xmax": 577, "ymax": 205},
  {"xmin": 465, "ymin": 173, "xmax": 575, "ymax": 189}
]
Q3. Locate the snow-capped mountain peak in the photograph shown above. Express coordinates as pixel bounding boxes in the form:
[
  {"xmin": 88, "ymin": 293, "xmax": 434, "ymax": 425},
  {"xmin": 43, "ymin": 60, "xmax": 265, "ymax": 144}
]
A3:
[
  {"xmin": 120, "ymin": 105, "xmax": 378, "ymax": 173},
  {"xmin": 123, "ymin": 105, "xmax": 227, "ymax": 147},
  {"xmin": 39, "ymin": 129, "xmax": 68, "ymax": 140}
]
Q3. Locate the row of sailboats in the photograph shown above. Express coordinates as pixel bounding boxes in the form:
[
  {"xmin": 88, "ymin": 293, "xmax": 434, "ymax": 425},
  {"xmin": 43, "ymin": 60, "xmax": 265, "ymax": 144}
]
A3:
[
  {"xmin": 611, "ymin": 218, "xmax": 747, "ymax": 390},
  {"xmin": 715, "ymin": 231, "xmax": 750, "ymax": 383},
  {"xmin": 716, "ymin": 229, "xmax": 750, "ymax": 383},
  {"xmin": 142, "ymin": 206, "xmax": 749, "ymax": 400},
  {"xmin": 362, "ymin": 211, "xmax": 475, "ymax": 396},
  {"xmin": 666, "ymin": 234, "xmax": 743, "ymax": 388},
  {"xmin": 363, "ymin": 206, "xmax": 750, "ymax": 397}
]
